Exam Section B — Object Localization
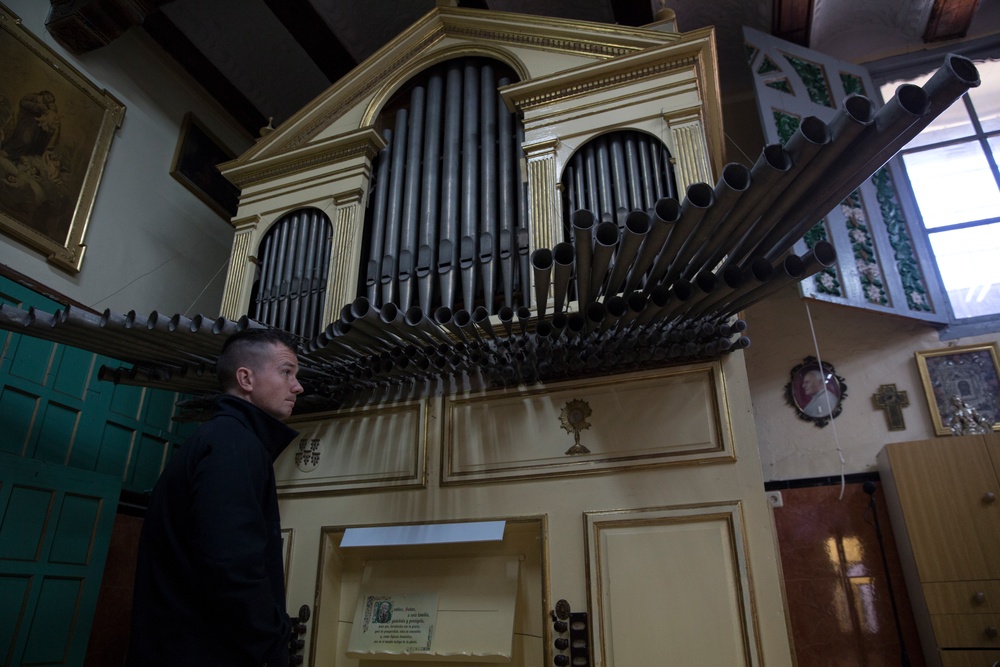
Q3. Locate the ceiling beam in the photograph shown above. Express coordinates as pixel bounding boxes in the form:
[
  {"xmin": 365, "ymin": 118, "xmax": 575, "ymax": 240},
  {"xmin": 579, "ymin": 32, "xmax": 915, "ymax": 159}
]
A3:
[
  {"xmin": 923, "ymin": 0, "xmax": 981, "ymax": 42},
  {"xmin": 141, "ymin": 11, "xmax": 267, "ymax": 138},
  {"xmin": 771, "ymin": 0, "xmax": 813, "ymax": 46},
  {"xmin": 609, "ymin": 0, "xmax": 655, "ymax": 27},
  {"xmin": 262, "ymin": 0, "xmax": 356, "ymax": 83},
  {"xmin": 45, "ymin": 0, "xmax": 174, "ymax": 54}
]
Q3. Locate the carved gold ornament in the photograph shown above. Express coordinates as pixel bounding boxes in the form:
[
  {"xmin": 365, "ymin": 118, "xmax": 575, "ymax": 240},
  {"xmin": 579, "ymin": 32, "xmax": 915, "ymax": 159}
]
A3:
[{"xmin": 559, "ymin": 399, "xmax": 592, "ymax": 455}]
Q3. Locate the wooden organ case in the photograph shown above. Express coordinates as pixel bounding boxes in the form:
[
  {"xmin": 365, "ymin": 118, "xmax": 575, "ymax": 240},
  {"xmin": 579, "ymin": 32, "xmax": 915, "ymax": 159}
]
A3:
[{"xmin": 219, "ymin": 7, "xmax": 795, "ymax": 666}]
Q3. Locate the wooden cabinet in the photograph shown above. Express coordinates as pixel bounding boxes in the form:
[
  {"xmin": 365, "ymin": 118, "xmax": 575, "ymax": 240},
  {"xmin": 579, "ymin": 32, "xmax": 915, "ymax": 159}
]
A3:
[{"xmin": 878, "ymin": 434, "xmax": 1000, "ymax": 667}]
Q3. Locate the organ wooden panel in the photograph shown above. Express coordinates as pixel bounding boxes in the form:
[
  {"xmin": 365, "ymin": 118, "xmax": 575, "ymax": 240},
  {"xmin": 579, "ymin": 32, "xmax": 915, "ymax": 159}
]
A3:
[
  {"xmin": 276, "ymin": 400, "xmax": 428, "ymax": 495},
  {"xmin": 443, "ymin": 362, "xmax": 734, "ymax": 485},
  {"xmin": 585, "ymin": 502, "xmax": 761, "ymax": 666}
]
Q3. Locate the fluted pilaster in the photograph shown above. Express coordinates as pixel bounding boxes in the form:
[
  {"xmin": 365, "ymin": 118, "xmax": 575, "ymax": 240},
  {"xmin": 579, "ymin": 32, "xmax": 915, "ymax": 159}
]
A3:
[
  {"xmin": 669, "ymin": 114, "xmax": 714, "ymax": 195},
  {"xmin": 220, "ymin": 217, "xmax": 260, "ymax": 320}
]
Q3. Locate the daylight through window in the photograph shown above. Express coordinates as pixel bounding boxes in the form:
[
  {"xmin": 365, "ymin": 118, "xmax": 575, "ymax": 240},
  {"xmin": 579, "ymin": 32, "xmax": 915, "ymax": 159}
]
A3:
[{"xmin": 880, "ymin": 59, "xmax": 1000, "ymax": 320}]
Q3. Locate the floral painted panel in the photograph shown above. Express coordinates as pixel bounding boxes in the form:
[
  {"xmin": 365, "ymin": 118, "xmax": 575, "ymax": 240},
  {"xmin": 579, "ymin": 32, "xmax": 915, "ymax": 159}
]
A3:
[
  {"xmin": 840, "ymin": 72, "xmax": 866, "ymax": 97},
  {"xmin": 803, "ymin": 222, "xmax": 843, "ymax": 297},
  {"xmin": 772, "ymin": 110, "xmax": 800, "ymax": 145},
  {"xmin": 873, "ymin": 168, "xmax": 932, "ymax": 312},
  {"xmin": 841, "ymin": 191, "xmax": 888, "ymax": 305},
  {"xmin": 781, "ymin": 53, "xmax": 833, "ymax": 107},
  {"xmin": 744, "ymin": 25, "xmax": 947, "ymax": 323},
  {"xmin": 766, "ymin": 79, "xmax": 793, "ymax": 94},
  {"xmin": 758, "ymin": 54, "xmax": 782, "ymax": 75}
]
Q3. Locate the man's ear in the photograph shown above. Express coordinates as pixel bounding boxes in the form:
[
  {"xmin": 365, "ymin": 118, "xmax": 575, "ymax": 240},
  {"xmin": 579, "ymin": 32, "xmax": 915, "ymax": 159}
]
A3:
[{"xmin": 234, "ymin": 366, "xmax": 254, "ymax": 393}]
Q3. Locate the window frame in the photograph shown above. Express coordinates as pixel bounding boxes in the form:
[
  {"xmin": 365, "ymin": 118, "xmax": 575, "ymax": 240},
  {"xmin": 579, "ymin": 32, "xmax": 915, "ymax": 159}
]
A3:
[{"xmin": 867, "ymin": 34, "xmax": 1000, "ymax": 339}]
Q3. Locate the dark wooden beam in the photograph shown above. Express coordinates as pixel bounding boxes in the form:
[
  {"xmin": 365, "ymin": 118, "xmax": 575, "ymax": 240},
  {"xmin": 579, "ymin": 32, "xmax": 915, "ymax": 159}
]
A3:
[
  {"xmin": 609, "ymin": 0, "xmax": 655, "ymax": 27},
  {"xmin": 771, "ymin": 0, "xmax": 813, "ymax": 46},
  {"xmin": 262, "ymin": 0, "xmax": 356, "ymax": 83},
  {"xmin": 141, "ymin": 11, "xmax": 267, "ymax": 138},
  {"xmin": 923, "ymin": 0, "xmax": 981, "ymax": 42},
  {"xmin": 45, "ymin": 0, "xmax": 173, "ymax": 54}
]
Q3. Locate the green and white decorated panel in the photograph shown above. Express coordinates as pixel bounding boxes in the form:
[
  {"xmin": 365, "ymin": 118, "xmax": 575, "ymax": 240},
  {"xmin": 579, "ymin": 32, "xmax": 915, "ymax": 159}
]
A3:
[{"xmin": 743, "ymin": 27, "xmax": 946, "ymax": 323}]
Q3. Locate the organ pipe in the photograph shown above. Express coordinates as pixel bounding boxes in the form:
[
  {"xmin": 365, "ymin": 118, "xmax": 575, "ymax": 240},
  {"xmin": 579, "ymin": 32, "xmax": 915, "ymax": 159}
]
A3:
[
  {"xmin": 418, "ymin": 70, "xmax": 443, "ymax": 313},
  {"xmin": 1, "ymin": 58, "xmax": 978, "ymax": 406},
  {"xmin": 398, "ymin": 85, "xmax": 426, "ymax": 312}
]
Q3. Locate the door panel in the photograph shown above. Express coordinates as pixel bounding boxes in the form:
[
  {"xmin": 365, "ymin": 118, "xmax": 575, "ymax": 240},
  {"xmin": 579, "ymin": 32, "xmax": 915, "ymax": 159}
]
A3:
[{"xmin": 0, "ymin": 454, "xmax": 120, "ymax": 667}]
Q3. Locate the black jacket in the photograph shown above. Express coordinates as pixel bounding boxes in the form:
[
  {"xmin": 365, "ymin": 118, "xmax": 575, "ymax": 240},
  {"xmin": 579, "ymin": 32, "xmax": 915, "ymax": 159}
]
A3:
[{"xmin": 127, "ymin": 394, "xmax": 299, "ymax": 667}]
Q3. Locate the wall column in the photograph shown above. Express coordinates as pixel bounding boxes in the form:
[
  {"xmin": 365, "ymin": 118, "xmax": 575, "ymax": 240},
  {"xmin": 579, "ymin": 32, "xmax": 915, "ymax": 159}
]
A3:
[
  {"xmin": 220, "ymin": 216, "xmax": 261, "ymax": 320},
  {"xmin": 668, "ymin": 112, "xmax": 714, "ymax": 195},
  {"xmin": 523, "ymin": 137, "xmax": 561, "ymax": 254},
  {"xmin": 324, "ymin": 189, "xmax": 366, "ymax": 324}
]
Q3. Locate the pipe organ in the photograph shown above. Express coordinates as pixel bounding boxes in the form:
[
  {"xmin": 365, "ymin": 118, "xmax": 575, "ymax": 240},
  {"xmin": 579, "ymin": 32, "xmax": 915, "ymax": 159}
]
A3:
[
  {"xmin": 208, "ymin": 7, "xmax": 980, "ymax": 667},
  {"xmin": 361, "ymin": 57, "xmax": 529, "ymax": 316},
  {"xmin": 252, "ymin": 207, "xmax": 332, "ymax": 339},
  {"xmin": 0, "ymin": 6, "xmax": 978, "ymax": 665},
  {"xmin": 561, "ymin": 129, "xmax": 679, "ymax": 227}
]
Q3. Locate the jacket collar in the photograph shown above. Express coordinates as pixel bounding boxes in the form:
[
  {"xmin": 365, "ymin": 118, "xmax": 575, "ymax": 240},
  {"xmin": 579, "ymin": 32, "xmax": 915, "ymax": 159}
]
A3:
[{"xmin": 214, "ymin": 394, "xmax": 300, "ymax": 462}]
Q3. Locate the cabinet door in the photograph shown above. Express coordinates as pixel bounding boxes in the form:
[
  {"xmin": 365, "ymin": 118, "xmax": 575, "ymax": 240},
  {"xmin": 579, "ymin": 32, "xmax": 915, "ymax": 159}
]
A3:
[
  {"xmin": 884, "ymin": 435, "xmax": 1000, "ymax": 582},
  {"xmin": 939, "ymin": 650, "xmax": 1000, "ymax": 666},
  {"xmin": 0, "ymin": 453, "xmax": 121, "ymax": 667}
]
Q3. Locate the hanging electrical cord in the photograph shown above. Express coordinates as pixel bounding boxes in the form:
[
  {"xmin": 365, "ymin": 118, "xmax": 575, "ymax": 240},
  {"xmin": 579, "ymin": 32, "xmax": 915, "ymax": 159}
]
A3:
[{"xmin": 804, "ymin": 298, "xmax": 846, "ymax": 499}]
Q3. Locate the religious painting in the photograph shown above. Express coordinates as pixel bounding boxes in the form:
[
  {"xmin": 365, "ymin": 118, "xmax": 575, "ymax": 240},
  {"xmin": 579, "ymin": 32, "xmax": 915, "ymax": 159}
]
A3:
[
  {"xmin": 169, "ymin": 112, "xmax": 240, "ymax": 219},
  {"xmin": 0, "ymin": 4, "xmax": 125, "ymax": 272},
  {"xmin": 915, "ymin": 343, "xmax": 1000, "ymax": 436},
  {"xmin": 785, "ymin": 356, "xmax": 847, "ymax": 428}
]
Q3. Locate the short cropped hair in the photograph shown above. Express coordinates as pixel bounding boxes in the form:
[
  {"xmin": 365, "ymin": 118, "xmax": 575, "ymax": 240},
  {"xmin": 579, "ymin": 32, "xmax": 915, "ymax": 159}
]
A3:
[{"xmin": 216, "ymin": 328, "xmax": 300, "ymax": 391}]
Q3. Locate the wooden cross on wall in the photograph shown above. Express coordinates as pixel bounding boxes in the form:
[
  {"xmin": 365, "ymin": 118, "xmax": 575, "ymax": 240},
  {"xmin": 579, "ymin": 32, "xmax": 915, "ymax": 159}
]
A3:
[{"xmin": 872, "ymin": 384, "xmax": 909, "ymax": 431}]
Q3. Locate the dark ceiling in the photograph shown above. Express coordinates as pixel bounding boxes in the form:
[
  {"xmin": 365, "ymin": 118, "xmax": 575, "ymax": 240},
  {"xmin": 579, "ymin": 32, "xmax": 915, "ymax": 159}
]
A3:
[{"xmin": 42, "ymin": 0, "xmax": 990, "ymax": 141}]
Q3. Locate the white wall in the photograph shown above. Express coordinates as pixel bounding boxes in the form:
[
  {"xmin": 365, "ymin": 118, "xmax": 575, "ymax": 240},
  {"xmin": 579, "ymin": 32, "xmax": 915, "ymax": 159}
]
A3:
[
  {"xmin": 743, "ymin": 283, "xmax": 1000, "ymax": 481},
  {"xmin": 0, "ymin": 0, "xmax": 249, "ymax": 317}
]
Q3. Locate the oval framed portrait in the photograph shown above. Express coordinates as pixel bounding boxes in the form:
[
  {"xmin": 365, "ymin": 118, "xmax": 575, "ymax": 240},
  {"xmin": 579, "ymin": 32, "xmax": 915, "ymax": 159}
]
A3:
[{"xmin": 785, "ymin": 356, "xmax": 847, "ymax": 427}]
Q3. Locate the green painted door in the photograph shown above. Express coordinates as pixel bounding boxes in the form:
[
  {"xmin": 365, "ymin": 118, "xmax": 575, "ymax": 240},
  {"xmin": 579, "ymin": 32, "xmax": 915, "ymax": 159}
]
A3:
[{"xmin": 0, "ymin": 453, "xmax": 121, "ymax": 667}]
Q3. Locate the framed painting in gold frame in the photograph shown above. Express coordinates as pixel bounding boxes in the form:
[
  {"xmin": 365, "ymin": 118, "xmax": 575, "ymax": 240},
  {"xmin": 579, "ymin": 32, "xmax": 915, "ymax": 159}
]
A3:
[
  {"xmin": 0, "ymin": 4, "xmax": 125, "ymax": 273},
  {"xmin": 915, "ymin": 343, "xmax": 1000, "ymax": 436}
]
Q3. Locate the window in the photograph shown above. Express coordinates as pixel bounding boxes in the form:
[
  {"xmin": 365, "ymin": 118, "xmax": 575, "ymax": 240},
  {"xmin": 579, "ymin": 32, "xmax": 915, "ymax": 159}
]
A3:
[{"xmin": 878, "ymin": 57, "xmax": 1000, "ymax": 325}]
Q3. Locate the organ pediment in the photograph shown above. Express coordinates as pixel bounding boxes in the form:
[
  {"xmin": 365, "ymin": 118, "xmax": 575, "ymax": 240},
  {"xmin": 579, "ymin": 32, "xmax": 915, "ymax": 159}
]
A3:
[{"xmin": 222, "ymin": 6, "xmax": 691, "ymax": 173}]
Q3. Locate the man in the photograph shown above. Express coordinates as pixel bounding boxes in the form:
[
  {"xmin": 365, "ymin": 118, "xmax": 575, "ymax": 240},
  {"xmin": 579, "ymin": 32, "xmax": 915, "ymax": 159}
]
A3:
[
  {"xmin": 799, "ymin": 368, "xmax": 838, "ymax": 418},
  {"xmin": 127, "ymin": 328, "xmax": 304, "ymax": 667}
]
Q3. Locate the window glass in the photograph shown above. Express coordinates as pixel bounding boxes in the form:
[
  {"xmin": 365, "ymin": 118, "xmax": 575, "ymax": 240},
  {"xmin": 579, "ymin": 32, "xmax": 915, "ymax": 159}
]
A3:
[
  {"xmin": 990, "ymin": 134, "xmax": 1000, "ymax": 168},
  {"xmin": 928, "ymin": 222, "xmax": 1000, "ymax": 318},
  {"xmin": 902, "ymin": 143, "xmax": 1000, "ymax": 228},
  {"xmin": 968, "ymin": 59, "xmax": 1000, "ymax": 133},
  {"xmin": 908, "ymin": 99, "xmax": 973, "ymax": 148},
  {"xmin": 878, "ymin": 53, "xmax": 1000, "ymax": 324}
]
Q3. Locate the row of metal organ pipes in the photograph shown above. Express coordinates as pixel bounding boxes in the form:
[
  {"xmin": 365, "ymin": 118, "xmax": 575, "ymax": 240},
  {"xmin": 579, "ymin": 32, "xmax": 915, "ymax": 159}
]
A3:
[
  {"xmin": 0, "ymin": 55, "xmax": 979, "ymax": 407},
  {"xmin": 365, "ymin": 57, "xmax": 529, "ymax": 317},
  {"xmin": 247, "ymin": 55, "xmax": 978, "ymax": 383},
  {"xmin": 252, "ymin": 56, "xmax": 689, "ymax": 338}
]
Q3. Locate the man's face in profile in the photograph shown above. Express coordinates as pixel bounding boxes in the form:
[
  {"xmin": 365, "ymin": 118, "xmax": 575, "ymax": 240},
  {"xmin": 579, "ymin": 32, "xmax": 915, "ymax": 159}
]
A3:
[
  {"xmin": 247, "ymin": 343, "xmax": 303, "ymax": 419},
  {"xmin": 802, "ymin": 370, "xmax": 825, "ymax": 396}
]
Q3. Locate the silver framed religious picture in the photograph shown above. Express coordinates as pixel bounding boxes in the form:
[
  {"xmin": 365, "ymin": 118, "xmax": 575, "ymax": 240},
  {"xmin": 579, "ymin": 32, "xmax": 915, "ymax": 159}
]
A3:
[
  {"xmin": 915, "ymin": 343, "xmax": 1000, "ymax": 436},
  {"xmin": 785, "ymin": 356, "xmax": 847, "ymax": 427},
  {"xmin": 0, "ymin": 5, "xmax": 125, "ymax": 272}
]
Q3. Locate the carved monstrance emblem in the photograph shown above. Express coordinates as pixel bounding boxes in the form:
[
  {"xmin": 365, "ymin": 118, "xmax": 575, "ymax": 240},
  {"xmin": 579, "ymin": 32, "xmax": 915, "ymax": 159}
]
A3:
[
  {"xmin": 295, "ymin": 438, "xmax": 321, "ymax": 472},
  {"xmin": 559, "ymin": 399, "xmax": 592, "ymax": 455}
]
